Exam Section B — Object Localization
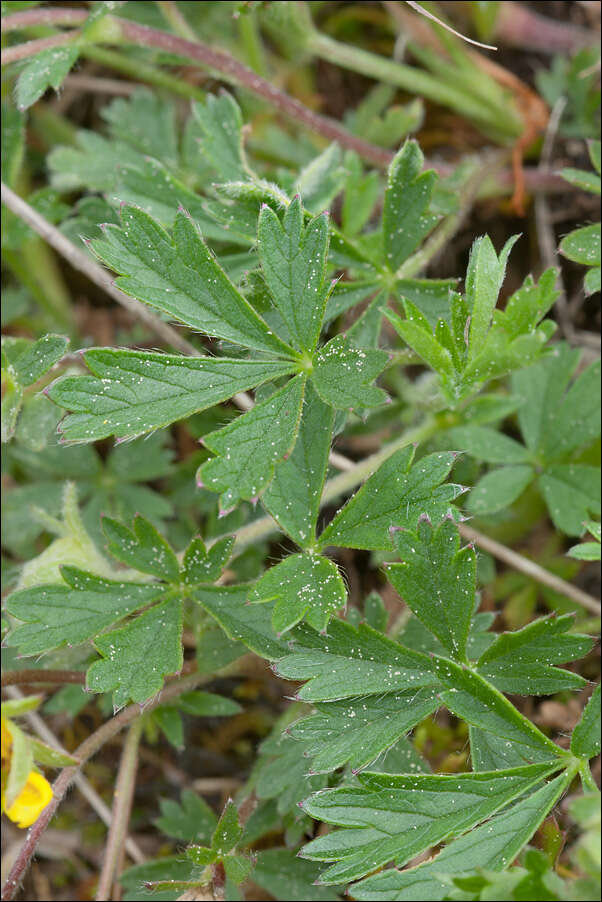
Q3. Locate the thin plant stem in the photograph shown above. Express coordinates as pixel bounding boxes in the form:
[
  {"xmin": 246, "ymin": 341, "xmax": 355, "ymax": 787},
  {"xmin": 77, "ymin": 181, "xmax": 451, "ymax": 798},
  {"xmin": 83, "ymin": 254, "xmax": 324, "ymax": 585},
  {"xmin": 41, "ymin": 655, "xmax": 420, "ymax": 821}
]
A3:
[
  {"xmin": 4, "ymin": 687, "xmax": 145, "ymax": 865},
  {"xmin": 95, "ymin": 718, "xmax": 145, "ymax": 902},
  {"xmin": 1, "ymin": 182, "xmax": 254, "ymax": 411},
  {"xmin": 1, "ymin": 182, "xmax": 199, "ymax": 356},
  {"xmin": 156, "ymin": 0, "xmax": 198, "ymax": 42},
  {"xmin": 306, "ymin": 30, "xmax": 520, "ymax": 142},
  {"xmin": 80, "ymin": 44, "xmax": 207, "ymax": 104},
  {"xmin": 1, "ymin": 672, "xmax": 206, "ymax": 902},
  {"xmin": 458, "ymin": 523, "xmax": 601, "ymax": 617},
  {"xmin": 231, "ymin": 415, "xmax": 439, "ymax": 550},
  {"xmin": 0, "ymin": 9, "xmax": 571, "ymax": 192},
  {"xmin": 395, "ymin": 150, "xmax": 507, "ymax": 280},
  {"xmin": 2, "ymin": 669, "xmax": 86, "ymax": 686},
  {"xmin": 0, "ymin": 30, "xmax": 78, "ymax": 64},
  {"xmin": 231, "ymin": 423, "xmax": 602, "ymax": 616}
]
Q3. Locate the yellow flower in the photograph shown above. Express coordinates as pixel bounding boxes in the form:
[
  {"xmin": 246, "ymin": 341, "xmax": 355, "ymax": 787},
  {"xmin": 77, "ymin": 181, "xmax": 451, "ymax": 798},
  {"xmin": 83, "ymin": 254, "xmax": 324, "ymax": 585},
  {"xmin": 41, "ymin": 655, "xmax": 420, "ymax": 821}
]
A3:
[
  {"xmin": 2, "ymin": 719, "xmax": 53, "ymax": 828},
  {"xmin": 3, "ymin": 771, "xmax": 53, "ymax": 829},
  {"xmin": 1, "ymin": 717, "xmax": 12, "ymax": 762}
]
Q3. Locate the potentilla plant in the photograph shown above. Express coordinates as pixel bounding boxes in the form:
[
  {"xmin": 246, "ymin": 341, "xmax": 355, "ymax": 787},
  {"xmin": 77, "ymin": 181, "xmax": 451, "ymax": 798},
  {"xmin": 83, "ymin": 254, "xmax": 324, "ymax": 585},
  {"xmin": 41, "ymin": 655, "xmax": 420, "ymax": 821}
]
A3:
[{"xmin": 1, "ymin": 34, "xmax": 600, "ymax": 902}]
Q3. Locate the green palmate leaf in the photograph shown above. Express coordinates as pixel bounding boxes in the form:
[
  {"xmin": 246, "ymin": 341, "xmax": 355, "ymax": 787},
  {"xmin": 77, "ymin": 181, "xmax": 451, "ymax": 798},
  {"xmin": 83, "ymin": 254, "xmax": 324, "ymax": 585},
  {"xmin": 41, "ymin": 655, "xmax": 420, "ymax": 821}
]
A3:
[
  {"xmin": 560, "ymin": 223, "xmax": 601, "ymax": 266},
  {"xmin": 399, "ymin": 611, "xmax": 495, "ymax": 661},
  {"xmin": 383, "ymin": 140, "xmax": 439, "ymax": 271},
  {"xmin": 2, "ymin": 334, "xmax": 69, "ymax": 443},
  {"xmin": 262, "ymin": 381, "xmax": 334, "ymax": 547},
  {"xmin": 561, "ymin": 168, "xmax": 601, "ymax": 196},
  {"xmin": 385, "ymin": 303, "xmax": 455, "ymax": 378},
  {"xmin": 28, "ymin": 737, "xmax": 79, "ymax": 768},
  {"xmin": 448, "ymin": 425, "xmax": 531, "ymax": 464},
  {"xmin": 584, "ymin": 265, "xmax": 601, "ymax": 295},
  {"xmin": 223, "ymin": 854, "xmax": 254, "ymax": 886},
  {"xmin": 6, "ymin": 334, "xmax": 69, "ymax": 386},
  {"xmin": 155, "ymin": 790, "xmax": 218, "ymax": 844},
  {"xmin": 275, "ymin": 619, "xmax": 437, "ymax": 702},
  {"xmin": 351, "ymin": 772, "xmax": 570, "ymax": 900},
  {"xmin": 539, "ymin": 464, "xmax": 601, "ymax": 536},
  {"xmin": 469, "ymin": 726, "xmax": 534, "ymax": 772},
  {"xmin": 513, "ymin": 344, "xmax": 601, "ymax": 460},
  {"xmin": 174, "ymin": 690, "xmax": 241, "ymax": 718},
  {"xmin": 324, "ymin": 279, "xmax": 381, "ymax": 323},
  {"xmin": 192, "ymin": 584, "xmax": 288, "ymax": 661},
  {"xmin": 567, "ymin": 520, "xmax": 601, "ymax": 561},
  {"xmin": 289, "ymin": 687, "xmax": 439, "ymax": 774},
  {"xmin": 567, "ymin": 540, "xmax": 601, "ymax": 561},
  {"xmin": 388, "ymin": 262, "xmax": 555, "ymax": 402},
  {"xmin": 186, "ymin": 845, "xmax": 215, "ymax": 867},
  {"xmin": 211, "ymin": 800, "xmax": 243, "ymax": 855},
  {"xmin": 87, "ymin": 597, "xmax": 183, "ymax": 707},
  {"xmin": 432, "ymin": 657, "xmax": 562, "ymax": 762},
  {"xmin": 258, "ymin": 196, "xmax": 330, "ymax": 353},
  {"xmin": 99, "ymin": 86, "xmax": 178, "ymax": 169},
  {"xmin": 91, "ymin": 206, "xmax": 296, "ymax": 356},
  {"xmin": 152, "ymin": 706, "xmax": 184, "ymax": 749},
  {"xmin": 476, "ymin": 615, "xmax": 593, "ymax": 695},
  {"xmin": 386, "ymin": 517, "xmax": 476, "ymax": 661},
  {"xmin": 318, "ymin": 447, "xmax": 462, "ymax": 551},
  {"xmin": 253, "ymin": 848, "xmax": 340, "ymax": 902},
  {"xmin": 467, "ymin": 464, "xmax": 535, "ymax": 515},
  {"xmin": 197, "ymin": 374, "xmax": 306, "ymax": 512},
  {"xmin": 190, "ymin": 90, "xmax": 251, "ymax": 182},
  {"xmin": 341, "ymin": 155, "xmax": 380, "ymax": 237},
  {"xmin": 571, "ymin": 683, "xmax": 601, "ymax": 760},
  {"xmin": 1, "ymin": 101, "xmax": 24, "ymax": 188},
  {"xmin": 181, "ymin": 535, "xmax": 234, "ymax": 584},
  {"xmin": 101, "ymin": 515, "xmax": 179, "ymax": 581},
  {"xmin": 249, "ymin": 552, "xmax": 346, "ymax": 634},
  {"xmin": 5, "ymin": 567, "xmax": 163, "ymax": 655},
  {"xmin": 15, "ymin": 45, "xmax": 80, "ymax": 111},
  {"xmin": 493, "ymin": 268, "xmax": 559, "ymax": 340},
  {"xmin": 49, "ymin": 349, "xmax": 296, "ymax": 441},
  {"xmin": 295, "ymin": 143, "xmax": 346, "ymax": 212},
  {"xmin": 310, "ymin": 335, "xmax": 389, "ymax": 409},
  {"xmin": 1, "ymin": 367, "xmax": 22, "ymax": 443},
  {"xmin": 253, "ymin": 718, "xmax": 327, "ymax": 817},
  {"xmin": 466, "ymin": 234, "xmax": 519, "ymax": 359},
  {"xmin": 301, "ymin": 763, "xmax": 561, "ymax": 885}
]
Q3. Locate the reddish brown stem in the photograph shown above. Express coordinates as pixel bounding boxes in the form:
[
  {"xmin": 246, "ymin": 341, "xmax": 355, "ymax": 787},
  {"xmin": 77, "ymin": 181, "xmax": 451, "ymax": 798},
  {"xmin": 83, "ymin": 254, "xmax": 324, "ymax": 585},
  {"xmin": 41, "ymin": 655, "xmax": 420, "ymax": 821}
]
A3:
[
  {"xmin": 495, "ymin": 1, "xmax": 591, "ymax": 55},
  {"xmin": 0, "ymin": 7, "xmax": 86, "ymax": 30},
  {"xmin": 0, "ymin": 8, "xmax": 581, "ymax": 193},
  {"xmin": 1, "ymin": 30, "xmax": 79, "ymax": 63},
  {"xmin": 2, "ymin": 669, "xmax": 86, "ymax": 687}
]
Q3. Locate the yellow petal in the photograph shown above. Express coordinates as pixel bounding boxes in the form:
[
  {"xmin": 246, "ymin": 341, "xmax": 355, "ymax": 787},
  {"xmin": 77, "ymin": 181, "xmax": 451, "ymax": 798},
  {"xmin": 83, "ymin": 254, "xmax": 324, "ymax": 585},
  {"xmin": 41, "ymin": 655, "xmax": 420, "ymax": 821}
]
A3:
[
  {"xmin": 4, "ymin": 771, "xmax": 53, "ymax": 829},
  {"xmin": 1, "ymin": 718, "xmax": 13, "ymax": 763}
]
